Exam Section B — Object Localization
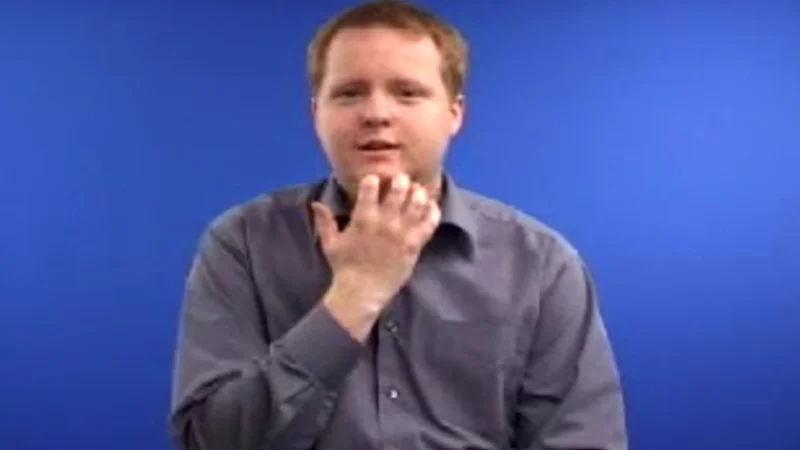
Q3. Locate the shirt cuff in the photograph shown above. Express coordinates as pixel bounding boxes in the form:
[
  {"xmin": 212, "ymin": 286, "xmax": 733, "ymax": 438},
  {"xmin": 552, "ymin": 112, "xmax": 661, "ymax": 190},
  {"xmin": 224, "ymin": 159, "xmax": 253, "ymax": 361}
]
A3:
[{"xmin": 278, "ymin": 303, "xmax": 366, "ymax": 392}]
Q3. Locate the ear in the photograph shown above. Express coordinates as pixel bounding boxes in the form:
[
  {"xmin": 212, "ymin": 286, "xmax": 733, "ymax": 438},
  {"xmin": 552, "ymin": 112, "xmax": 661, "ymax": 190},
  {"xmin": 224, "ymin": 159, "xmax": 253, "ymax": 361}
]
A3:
[
  {"xmin": 310, "ymin": 96, "xmax": 322, "ymax": 136},
  {"xmin": 310, "ymin": 96, "xmax": 318, "ymax": 118},
  {"xmin": 448, "ymin": 93, "xmax": 465, "ymax": 136}
]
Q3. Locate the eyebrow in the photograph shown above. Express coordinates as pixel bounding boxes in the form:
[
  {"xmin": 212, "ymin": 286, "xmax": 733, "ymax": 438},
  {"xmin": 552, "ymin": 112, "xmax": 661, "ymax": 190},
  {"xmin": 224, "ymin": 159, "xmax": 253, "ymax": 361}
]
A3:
[{"xmin": 329, "ymin": 77, "xmax": 430, "ymax": 91}]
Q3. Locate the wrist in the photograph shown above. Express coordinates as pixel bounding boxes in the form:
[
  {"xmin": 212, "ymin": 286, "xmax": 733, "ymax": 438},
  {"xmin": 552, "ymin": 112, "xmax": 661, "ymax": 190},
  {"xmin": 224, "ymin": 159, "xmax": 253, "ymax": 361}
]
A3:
[
  {"xmin": 327, "ymin": 274, "xmax": 390, "ymax": 313},
  {"xmin": 322, "ymin": 277, "xmax": 386, "ymax": 343}
]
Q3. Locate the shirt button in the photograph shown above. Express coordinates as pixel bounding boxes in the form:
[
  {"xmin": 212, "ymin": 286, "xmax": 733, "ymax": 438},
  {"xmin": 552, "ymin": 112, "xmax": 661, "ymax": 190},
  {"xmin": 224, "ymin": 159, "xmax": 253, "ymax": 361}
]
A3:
[
  {"xmin": 387, "ymin": 388, "xmax": 399, "ymax": 400},
  {"xmin": 385, "ymin": 320, "xmax": 398, "ymax": 333}
]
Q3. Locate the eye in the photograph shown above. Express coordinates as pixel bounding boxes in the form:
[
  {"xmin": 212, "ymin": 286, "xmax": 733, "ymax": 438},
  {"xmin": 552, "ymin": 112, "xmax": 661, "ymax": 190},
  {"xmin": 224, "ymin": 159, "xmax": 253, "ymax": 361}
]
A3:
[
  {"xmin": 335, "ymin": 89, "xmax": 360, "ymax": 98},
  {"xmin": 328, "ymin": 84, "xmax": 365, "ymax": 100},
  {"xmin": 397, "ymin": 87, "xmax": 425, "ymax": 100}
]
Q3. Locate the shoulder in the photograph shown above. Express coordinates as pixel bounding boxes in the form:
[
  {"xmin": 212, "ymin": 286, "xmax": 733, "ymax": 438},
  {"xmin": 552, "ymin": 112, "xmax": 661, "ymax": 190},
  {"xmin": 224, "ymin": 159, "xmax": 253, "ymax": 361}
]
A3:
[
  {"xmin": 200, "ymin": 179, "xmax": 322, "ymax": 246},
  {"xmin": 459, "ymin": 187, "xmax": 583, "ymax": 272},
  {"xmin": 457, "ymin": 187, "xmax": 597, "ymax": 315}
]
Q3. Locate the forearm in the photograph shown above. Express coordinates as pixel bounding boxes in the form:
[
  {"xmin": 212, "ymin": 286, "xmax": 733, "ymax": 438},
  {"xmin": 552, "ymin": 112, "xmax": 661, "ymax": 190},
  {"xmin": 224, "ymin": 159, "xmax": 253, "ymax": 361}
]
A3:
[
  {"xmin": 170, "ymin": 215, "xmax": 389, "ymax": 449},
  {"xmin": 179, "ymin": 358, "xmax": 330, "ymax": 450},
  {"xmin": 171, "ymin": 303, "xmax": 365, "ymax": 450}
]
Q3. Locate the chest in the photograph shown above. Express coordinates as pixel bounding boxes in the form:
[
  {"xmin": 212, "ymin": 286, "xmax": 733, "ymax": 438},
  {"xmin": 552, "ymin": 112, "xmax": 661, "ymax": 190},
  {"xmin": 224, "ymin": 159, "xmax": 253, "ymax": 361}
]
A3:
[{"xmin": 253, "ymin": 234, "xmax": 541, "ymax": 369}]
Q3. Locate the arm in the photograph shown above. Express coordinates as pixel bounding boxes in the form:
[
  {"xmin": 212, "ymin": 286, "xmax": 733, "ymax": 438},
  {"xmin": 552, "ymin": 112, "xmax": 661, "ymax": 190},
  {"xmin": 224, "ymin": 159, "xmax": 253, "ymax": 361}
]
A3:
[
  {"xmin": 511, "ymin": 244, "xmax": 628, "ymax": 450},
  {"xmin": 168, "ymin": 216, "xmax": 365, "ymax": 450}
]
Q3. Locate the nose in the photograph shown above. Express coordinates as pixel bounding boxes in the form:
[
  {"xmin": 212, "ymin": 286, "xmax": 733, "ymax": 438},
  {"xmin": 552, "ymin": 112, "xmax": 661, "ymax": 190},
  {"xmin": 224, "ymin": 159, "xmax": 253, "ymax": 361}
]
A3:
[{"xmin": 358, "ymin": 92, "xmax": 393, "ymax": 127}]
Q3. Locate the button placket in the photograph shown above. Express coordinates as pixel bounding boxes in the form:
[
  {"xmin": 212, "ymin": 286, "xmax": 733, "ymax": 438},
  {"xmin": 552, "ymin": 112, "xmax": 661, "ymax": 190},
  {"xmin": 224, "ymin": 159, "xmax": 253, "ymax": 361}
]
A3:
[{"xmin": 374, "ymin": 293, "xmax": 409, "ymax": 445}]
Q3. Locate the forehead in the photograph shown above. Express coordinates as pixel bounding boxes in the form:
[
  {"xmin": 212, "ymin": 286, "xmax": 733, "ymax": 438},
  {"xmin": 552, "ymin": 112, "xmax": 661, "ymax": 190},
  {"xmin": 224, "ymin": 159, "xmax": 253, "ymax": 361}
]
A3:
[{"xmin": 323, "ymin": 26, "xmax": 444, "ymax": 81}]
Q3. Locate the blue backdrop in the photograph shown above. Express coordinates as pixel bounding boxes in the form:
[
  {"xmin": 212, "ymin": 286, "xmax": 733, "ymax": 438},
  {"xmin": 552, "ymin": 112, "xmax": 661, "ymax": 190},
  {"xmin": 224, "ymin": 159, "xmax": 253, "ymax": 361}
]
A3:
[{"xmin": 2, "ymin": 2, "xmax": 798, "ymax": 450}]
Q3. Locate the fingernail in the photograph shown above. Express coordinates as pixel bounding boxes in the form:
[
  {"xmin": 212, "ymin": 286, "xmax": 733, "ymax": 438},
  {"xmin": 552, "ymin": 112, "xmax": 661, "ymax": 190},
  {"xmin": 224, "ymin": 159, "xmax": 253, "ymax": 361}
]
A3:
[
  {"xmin": 413, "ymin": 187, "xmax": 427, "ymax": 204},
  {"xmin": 395, "ymin": 173, "xmax": 409, "ymax": 188},
  {"xmin": 362, "ymin": 174, "xmax": 378, "ymax": 187}
]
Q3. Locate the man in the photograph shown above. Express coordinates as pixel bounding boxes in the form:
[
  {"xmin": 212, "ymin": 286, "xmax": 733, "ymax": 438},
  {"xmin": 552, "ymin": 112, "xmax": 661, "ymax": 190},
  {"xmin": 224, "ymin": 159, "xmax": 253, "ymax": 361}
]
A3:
[{"xmin": 168, "ymin": 1, "xmax": 628, "ymax": 449}]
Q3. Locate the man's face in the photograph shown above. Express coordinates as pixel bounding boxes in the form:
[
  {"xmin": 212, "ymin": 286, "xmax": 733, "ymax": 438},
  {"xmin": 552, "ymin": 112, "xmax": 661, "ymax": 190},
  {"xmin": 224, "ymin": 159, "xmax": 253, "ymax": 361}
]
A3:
[{"xmin": 312, "ymin": 26, "xmax": 464, "ymax": 195}]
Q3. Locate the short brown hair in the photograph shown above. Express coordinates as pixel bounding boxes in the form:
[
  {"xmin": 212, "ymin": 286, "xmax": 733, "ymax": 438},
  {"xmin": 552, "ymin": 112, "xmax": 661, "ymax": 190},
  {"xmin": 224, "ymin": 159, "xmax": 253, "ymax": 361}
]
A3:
[{"xmin": 307, "ymin": 0, "xmax": 469, "ymax": 100}]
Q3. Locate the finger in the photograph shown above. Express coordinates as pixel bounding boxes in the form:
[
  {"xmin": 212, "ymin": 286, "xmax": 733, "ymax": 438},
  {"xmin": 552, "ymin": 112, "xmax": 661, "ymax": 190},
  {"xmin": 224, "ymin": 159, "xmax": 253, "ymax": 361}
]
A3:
[
  {"xmin": 402, "ymin": 182, "xmax": 422, "ymax": 209},
  {"xmin": 407, "ymin": 201, "xmax": 441, "ymax": 248},
  {"xmin": 351, "ymin": 174, "xmax": 380, "ymax": 223},
  {"xmin": 422, "ymin": 201, "xmax": 442, "ymax": 233},
  {"xmin": 382, "ymin": 173, "xmax": 410, "ymax": 216},
  {"xmin": 310, "ymin": 201, "xmax": 338, "ymax": 249},
  {"xmin": 404, "ymin": 183, "xmax": 429, "ymax": 222}
]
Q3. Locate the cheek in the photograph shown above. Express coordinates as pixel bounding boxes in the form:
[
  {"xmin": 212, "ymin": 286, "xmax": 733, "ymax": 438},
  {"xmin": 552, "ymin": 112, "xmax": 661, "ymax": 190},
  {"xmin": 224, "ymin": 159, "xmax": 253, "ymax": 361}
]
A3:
[
  {"xmin": 420, "ymin": 116, "xmax": 453, "ymax": 145},
  {"xmin": 318, "ymin": 113, "xmax": 350, "ymax": 143}
]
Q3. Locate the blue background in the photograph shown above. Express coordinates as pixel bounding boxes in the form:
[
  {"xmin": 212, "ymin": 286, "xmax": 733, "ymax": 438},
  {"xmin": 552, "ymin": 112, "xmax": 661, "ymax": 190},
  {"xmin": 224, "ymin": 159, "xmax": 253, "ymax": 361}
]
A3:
[{"xmin": 2, "ymin": 2, "xmax": 799, "ymax": 449}]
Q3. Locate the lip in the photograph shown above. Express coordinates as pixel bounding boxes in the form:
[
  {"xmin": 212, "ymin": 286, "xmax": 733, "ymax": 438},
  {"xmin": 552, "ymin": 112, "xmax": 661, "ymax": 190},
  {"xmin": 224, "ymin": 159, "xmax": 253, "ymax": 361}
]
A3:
[
  {"xmin": 355, "ymin": 138, "xmax": 401, "ymax": 150},
  {"xmin": 355, "ymin": 148, "xmax": 399, "ymax": 162},
  {"xmin": 357, "ymin": 148, "xmax": 397, "ymax": 156},
  {"xmin": 355, "ymin": 142, "xmax": 402, "ymax": 152},
  {"xmin": 358, "ymin": 148, "xmax": 399, "ymax": 154}
]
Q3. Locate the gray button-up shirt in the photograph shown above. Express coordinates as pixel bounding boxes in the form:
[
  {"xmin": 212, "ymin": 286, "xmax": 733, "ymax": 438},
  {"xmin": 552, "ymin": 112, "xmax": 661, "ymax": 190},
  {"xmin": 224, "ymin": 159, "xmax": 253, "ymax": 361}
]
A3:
[{"xmin": 169, "ymin": 174, "xmax": 628, "ymax": 450}]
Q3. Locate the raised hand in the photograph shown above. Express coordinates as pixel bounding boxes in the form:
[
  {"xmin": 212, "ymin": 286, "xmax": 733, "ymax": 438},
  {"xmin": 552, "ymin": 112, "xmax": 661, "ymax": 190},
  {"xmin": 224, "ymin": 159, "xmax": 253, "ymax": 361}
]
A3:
[{"xmin": 311, "ymin": 173, "xmax": 441, "ymax": 340}]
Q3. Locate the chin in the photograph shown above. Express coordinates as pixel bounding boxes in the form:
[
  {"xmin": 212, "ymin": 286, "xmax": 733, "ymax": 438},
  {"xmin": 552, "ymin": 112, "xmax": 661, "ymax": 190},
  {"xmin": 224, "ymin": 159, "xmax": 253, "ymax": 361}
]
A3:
[{"xmin": 355, "ymin": 165, "xmax": 405, "ymax": 181}]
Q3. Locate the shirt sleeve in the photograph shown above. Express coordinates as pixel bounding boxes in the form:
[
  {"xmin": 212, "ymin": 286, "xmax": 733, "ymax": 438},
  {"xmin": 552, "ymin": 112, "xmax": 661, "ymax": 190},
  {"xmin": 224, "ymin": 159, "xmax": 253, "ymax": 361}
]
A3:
[
  {"xmin": 511, "ymin": 242, "xmax": 629, "ymax": 450},
  {"xmin": 168, "ymin": 214, "xmax": 365, "ymax": 450}
]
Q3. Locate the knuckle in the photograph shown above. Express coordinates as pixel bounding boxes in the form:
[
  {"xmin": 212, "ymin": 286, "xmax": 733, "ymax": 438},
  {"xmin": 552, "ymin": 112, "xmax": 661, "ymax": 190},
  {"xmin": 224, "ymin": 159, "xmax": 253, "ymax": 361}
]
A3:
[
  {"xmin": 403, "ymin": 231, "xmax": 423, "ymax": 250},
  {"xmin": 387, "ymin": 219, "xmax": 404, "ymax": 236},
  {"xmin": 354, "ymin": 210, "xmax": 378, "ymax": 226},
  {"xmin": 401, "ymin": 240, "xmax": 418, "ymax": 255},
  {"xmin": 349, "ymin": 217, "xmax": 368, "ymax": 232}
]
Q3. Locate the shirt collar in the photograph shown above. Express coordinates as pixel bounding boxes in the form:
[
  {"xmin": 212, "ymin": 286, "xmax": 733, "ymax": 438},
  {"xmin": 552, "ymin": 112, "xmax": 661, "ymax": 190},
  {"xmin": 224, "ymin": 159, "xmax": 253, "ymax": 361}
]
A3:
[{"xmin": 313, "ymin": 172, "xmax": 478, "ymax": 259}]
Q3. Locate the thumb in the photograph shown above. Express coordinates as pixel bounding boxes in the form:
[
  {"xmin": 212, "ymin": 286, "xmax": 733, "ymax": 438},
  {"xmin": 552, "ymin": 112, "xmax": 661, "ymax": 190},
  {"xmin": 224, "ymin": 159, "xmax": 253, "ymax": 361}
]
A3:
[{"xmin": 310, "ymin": 201, "xmax": 338, "ymax": 249}]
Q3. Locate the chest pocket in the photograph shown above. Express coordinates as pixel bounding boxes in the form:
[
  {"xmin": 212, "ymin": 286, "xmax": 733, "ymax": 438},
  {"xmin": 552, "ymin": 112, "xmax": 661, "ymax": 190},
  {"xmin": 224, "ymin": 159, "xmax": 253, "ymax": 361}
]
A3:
[{"xmin": 419, "ymin": 312, "xmax": 521, "ymax": 437}]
